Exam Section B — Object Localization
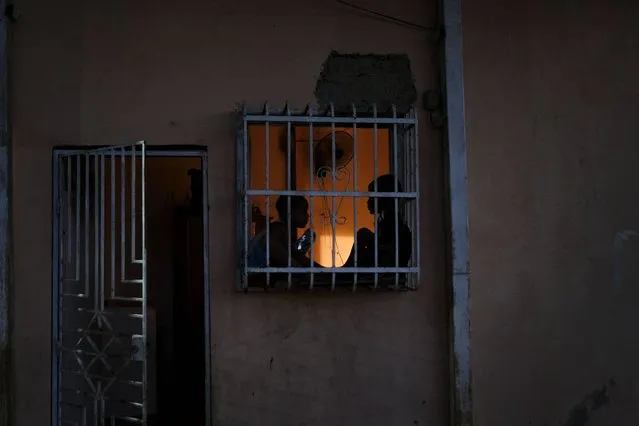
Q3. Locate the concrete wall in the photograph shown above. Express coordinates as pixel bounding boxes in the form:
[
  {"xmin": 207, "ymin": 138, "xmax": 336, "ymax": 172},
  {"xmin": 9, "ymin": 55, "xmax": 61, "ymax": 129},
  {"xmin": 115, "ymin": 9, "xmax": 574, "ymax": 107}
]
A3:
[
  {"xmin": 464, "ymin": 1, "xmax": 639, "ymax": 425},
  {"xmin": 10, "ymin": 0, "xmax": 446, "ymax": 425}
]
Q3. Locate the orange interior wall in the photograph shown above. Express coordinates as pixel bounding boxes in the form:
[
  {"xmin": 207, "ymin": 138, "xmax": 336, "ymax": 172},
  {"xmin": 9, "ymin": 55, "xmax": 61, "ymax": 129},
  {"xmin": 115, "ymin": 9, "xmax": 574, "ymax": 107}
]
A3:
[{"xmin": 248, "ymin": 125, "xmax": 390, "ymax": 266}]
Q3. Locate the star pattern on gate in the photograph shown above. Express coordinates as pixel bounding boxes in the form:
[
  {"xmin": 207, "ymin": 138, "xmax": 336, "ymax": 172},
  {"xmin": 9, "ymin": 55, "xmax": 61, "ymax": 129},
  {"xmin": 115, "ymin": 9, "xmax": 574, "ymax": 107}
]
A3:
[{"xmin": 65, "ymin": 310, "xmax": 134, "ymax": 399}]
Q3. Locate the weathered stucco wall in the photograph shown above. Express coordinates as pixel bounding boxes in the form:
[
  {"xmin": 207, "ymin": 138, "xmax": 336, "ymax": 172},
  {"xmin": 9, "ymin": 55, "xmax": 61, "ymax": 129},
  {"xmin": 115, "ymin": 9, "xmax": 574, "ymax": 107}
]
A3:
[
  {"xmin": 10, "ymin": 0, "xmax": 446, "ymax": 425},
  {"xmin": 464, "ymin": 1, "xmax": 639, "ymax": 425}
]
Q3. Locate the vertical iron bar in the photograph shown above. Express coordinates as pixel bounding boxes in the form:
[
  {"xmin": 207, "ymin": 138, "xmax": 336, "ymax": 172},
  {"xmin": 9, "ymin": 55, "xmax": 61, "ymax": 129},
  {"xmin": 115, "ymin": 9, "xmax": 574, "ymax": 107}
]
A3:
[
  {"xmin": 392, "ymin": 105, "xmax": 400, "ymax": 289},
  {"xmin": 93, "ymin": 386, "xmax": 99, "ymax": 425},
  {"xmin": 93, "ymin": 155, "xmax": 99, "ymax": 322},
  {"xmin": 286, "ymin": 105, "xmax": 292, "ymax": 290},
  {"xmin": 110, "ymin": 152, "xmax": 115, "ymax": 298},
  {"xmin": 66, "ymin": 158, "xmax": 71, "ymax": 262},
  {"xmin": 100, "ymin": 154, "xmax": 106, "ymax": 312},
  {"xmin": 400, "ymin": 122, "xmax": 407, "ymax": 288},
  {"xmin": 330, "ymin": 103, "xmax": 336, "ymax": 291},
  {"xmin": 401, "ymin": 124, "xmax": 406, "ymax": 197},
  {"xmin": 140, "ymin": 142, "xmax": 147, "ymax": 425},
  {"xmin": 120, "ymin": 148, "xmax": 125, "ymax": 284},
  {"xmin": 373, "ymin": 104, "xmax": 379, "ymax": 288},
  {"xmin": 409, "ymin": 122, "xmax": 415, "ymax": 288},
  {"xmin": 236, "ymin": 111, "xmax": 244, "ymax": 291},
  {"xmin": 308, "ymin": 106, "xmax": 315, "ymax": 291},
  {"xmin": 406, "ymin": 124, "xmax": 413, "ymax": 288},
  {"xmin": 264, "ymin": 107, "xmax": 270, "ymax": 288},
  {"xmin": 402, "ymin": 121, "xmax": 419, "ymax": 288},
  {"xmin": 243, "ymin": 112, "xmax": 249, "ymax": 290},
  {"xmin": 100, "ymin": 397, "xmax": 105, "ymax": 426},
  {"xmin": 60, "ymin": 159, "xmax": 65, "ymax": 270},
  {"xmin": 414, "ymin": 110, "xmax": 421, "ymax": 289},
  {"xmin": 75, "ymin": 157, "xmax": 80, "ymax": 281},
  {"xmin": 85, "ymin": 154, "xmax": 90, "ymax": 298},
  {"xmin": 131, "ymin": 145, "xmax": 136, "ymax": 263},
  {"xmin": 60, "ymin": 157, "xmax": 66, "ymax": 423},
  {"xmin": 351, "ymin": 103, "xmax": 358, "ymax": 292}
]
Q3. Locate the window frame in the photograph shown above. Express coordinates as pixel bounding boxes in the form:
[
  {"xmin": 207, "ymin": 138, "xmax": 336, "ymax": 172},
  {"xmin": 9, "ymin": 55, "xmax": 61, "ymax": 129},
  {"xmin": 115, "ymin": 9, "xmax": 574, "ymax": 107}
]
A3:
[{"xmin": 235, "ymin": 103, "xmax": 420, "ymax": 292}]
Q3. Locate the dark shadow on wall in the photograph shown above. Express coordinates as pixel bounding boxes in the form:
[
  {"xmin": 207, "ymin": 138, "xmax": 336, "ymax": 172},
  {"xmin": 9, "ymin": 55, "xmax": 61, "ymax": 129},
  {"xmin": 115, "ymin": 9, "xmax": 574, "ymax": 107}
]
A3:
[
  {"xmin": 543, "ymin": 378, "xmax": 616, "ymax": 426},
  {"xmin": 562, "ymin": 379, "xmax": 614, "ymax": 426}
]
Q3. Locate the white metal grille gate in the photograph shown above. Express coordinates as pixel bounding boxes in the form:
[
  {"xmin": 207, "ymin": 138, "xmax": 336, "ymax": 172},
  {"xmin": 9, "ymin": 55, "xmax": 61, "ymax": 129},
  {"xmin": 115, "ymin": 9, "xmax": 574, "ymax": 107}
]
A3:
[{"xmin": 53, "ymin": 142, "xmax": 148, "ymax": 425}]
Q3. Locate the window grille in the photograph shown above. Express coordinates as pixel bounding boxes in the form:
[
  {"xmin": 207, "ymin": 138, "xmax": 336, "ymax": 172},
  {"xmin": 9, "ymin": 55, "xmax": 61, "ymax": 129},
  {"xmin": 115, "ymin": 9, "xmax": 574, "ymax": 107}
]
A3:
[{"xmin": 236, "ymin": 103, "xmax": 420, "ymax": 292}]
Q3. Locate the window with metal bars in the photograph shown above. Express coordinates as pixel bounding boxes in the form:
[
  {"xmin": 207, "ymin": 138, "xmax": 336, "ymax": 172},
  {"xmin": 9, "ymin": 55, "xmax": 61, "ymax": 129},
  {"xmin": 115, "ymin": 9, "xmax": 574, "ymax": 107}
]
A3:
[{"xmin": 236, "ymin": 103, "xmax": 419, "ymax": 292}]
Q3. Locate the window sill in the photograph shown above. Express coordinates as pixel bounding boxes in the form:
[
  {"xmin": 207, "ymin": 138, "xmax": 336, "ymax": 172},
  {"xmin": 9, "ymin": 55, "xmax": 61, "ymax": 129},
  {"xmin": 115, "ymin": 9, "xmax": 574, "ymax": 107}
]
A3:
[{"xmin": 241, "ymin": 273, "xmax": 416, "ymax": 293}]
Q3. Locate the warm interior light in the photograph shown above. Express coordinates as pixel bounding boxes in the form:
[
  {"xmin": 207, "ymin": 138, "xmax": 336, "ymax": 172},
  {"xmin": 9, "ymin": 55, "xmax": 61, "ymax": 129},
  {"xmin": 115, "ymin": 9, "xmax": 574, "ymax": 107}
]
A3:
[
  {"xmin": 316, "ymin": 234, "xmax": 353, "ymax": 267},
  {"xmin": 248, "ymin": 124, "xmax": 390, "ymax": 264}
]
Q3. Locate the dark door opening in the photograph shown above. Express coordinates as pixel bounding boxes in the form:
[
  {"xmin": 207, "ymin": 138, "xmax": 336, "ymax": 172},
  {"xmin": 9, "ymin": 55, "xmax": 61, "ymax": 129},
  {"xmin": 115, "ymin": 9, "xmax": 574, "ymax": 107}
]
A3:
[{"xmin": 146, "ymin": 156, "xmax": 208, "ymax": 426}]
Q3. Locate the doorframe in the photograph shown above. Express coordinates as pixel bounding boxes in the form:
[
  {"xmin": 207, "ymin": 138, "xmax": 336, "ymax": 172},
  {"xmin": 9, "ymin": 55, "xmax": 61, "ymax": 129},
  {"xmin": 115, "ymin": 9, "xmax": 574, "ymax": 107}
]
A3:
[
  {"xmin": 50, "ymin": 146, "xmax": 212, "ymax": 426},
  {"xmin": 0, "ymin": 1, "xmax": 12, "ymax": 426}
]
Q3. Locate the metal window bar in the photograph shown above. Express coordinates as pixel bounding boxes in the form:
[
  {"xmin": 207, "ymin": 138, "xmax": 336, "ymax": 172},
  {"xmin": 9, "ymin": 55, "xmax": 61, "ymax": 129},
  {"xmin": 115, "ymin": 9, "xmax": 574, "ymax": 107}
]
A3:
[
  {"xmin": 308, "ymin": 107, "xmax": 316, "ymax": 291},
  {"xmin": 351, "ymin": 103, "xmax": 358, "ymax": 291},
  {"xmin": 416, "ymin": 110, "xmax": 421, "ymax": 288},
  {"xmin": 286, "ymin": 105, "xmax": 293, "ymax": 289},
  {"xmin": 264, "ymin": 108, "xmax": 271, "ymax": 288},
  {"xmin": 238, "ymin": 104, "xmax": 419, "ymax": 292},
  {"xmin": 330, "ymin": 104, "xmax": 337, "ymax": 291},
  {"xmin": 392, "ymin": 105, "xmax": 400, "ymax": 289},
  {"xmin": 373, "ymin": 104, "xmax": 379, "ymax": 289}
]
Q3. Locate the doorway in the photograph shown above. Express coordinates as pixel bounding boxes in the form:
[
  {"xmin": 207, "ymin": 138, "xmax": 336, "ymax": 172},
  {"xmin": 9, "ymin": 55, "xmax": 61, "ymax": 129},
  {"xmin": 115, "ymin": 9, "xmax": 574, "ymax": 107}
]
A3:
[{"xmin": 51, "ymin": 144, "xmax": 211, "ymax": 426}]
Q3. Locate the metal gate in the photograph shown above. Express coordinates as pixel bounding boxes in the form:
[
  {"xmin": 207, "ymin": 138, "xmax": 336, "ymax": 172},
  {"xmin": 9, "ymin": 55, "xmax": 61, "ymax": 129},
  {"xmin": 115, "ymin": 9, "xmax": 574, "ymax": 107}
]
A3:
[{"xmin": 52, "ymin": 142, "xmax": 148, "ymax": 425}]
